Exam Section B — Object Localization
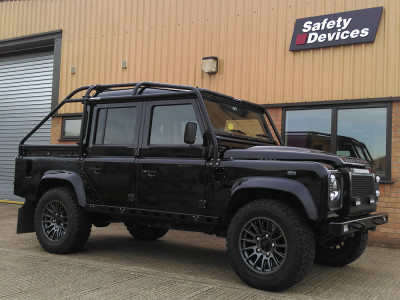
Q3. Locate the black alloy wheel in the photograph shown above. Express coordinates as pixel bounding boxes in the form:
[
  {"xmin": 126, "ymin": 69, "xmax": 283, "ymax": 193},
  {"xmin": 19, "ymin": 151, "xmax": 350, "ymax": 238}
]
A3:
[
  {"xmin": 227, "ymin": 199, "xmax": 315, "ymax": 292},
  {"xmin": 34, "ymin": 187, "xmax": 91, "ymax": 254},
  {"xmin": 41, "ymin": 200, "xmax": 69, "ymax": 241},
  {"xmin": 239, "ymin": 217, "xmax": 287, "ymax": 274}
]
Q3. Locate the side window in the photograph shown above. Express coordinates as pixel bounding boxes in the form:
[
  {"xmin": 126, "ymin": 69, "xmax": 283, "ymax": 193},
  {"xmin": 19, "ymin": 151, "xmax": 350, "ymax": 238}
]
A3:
[
  {"xmin": 95, "ymin": 107, "xmax": 137, "ymax": 145},
  {"xmin": 149, "ymin": 104, "xmax": 202, "ymax": 145}
]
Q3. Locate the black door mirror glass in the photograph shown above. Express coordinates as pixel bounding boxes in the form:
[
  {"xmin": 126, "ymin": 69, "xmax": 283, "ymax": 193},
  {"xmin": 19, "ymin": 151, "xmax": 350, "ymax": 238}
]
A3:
[{"xmin": 184, "ymin": 122, "xmax": 197, "ymax": 145}]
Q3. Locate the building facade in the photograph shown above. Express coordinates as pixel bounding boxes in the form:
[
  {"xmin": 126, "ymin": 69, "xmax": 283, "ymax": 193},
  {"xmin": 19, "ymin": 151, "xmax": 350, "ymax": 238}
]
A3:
[{"xmin": 1, "ymin": 0, "xmax": 399, "ymax": 248}]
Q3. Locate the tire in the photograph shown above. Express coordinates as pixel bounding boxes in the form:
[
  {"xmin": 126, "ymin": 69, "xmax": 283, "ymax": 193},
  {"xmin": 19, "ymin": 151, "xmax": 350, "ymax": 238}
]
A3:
[
  {"xmin": 227, "ymin": 199, "xmax": 315, "ymax": 292},
  {"xmin": 315, "ymin": 231, "xmax": 368, "ymax": 267},
  {"xmin": 125, "ymin": 224, "xmax": 169, "ymax": 241},
  {"xmin": 34, "ymin": 187, "xmax": 92, "ymax": 254}
]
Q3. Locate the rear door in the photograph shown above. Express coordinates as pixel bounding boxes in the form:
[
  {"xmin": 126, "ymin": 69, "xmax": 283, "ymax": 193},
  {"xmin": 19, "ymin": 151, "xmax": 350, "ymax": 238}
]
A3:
[
  {"xmin": 84, "ymin": 102, "xmax": 142, "ymax": 207},
  {"xmin": 136, "ymin": 99, "xmax": 207, "ymax": 214}
]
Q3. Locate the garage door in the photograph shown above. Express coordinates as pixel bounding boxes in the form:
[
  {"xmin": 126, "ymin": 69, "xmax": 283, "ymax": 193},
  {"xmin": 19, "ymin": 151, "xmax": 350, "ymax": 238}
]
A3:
[{"xmin": 0, "ymin": 51, "xmax": 53, "ymax": 201}]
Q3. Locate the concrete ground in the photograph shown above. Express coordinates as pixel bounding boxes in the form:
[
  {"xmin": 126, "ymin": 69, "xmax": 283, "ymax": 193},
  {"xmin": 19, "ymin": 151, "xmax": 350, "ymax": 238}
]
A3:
[{"xmin": 1, "ymin": 202, "xmax": 399, "ymax": 300}]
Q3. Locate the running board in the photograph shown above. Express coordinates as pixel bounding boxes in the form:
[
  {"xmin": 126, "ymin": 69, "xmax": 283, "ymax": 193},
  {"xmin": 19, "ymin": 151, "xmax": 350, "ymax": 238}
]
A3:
[{"xmin": 85, "ymin": 204, "xmax": 220, "ymax": 225}]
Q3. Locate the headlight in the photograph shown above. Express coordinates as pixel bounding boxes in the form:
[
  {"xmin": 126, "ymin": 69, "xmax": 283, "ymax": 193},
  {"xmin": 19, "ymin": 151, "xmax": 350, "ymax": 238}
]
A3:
[
  {"xmin": 328, "ymin": 173, "xmax": 342, "ymax": 210},
  {"xmin": 329, "ymin": 175, "xmax": 340, "ymax": 202}
]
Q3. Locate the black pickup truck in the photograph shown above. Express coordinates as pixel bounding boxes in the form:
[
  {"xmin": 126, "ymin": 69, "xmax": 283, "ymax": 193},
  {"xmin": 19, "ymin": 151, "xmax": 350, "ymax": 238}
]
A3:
[{"xmin": 15, "ymin": 82, "xmax": 388, "ymax": 291}]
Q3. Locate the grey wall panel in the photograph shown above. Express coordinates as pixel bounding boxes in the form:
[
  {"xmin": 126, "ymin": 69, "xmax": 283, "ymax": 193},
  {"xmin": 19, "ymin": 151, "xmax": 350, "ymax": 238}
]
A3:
[{"xmin": 0, "ymin": 51, "xmax": 53, "ymax": 201}]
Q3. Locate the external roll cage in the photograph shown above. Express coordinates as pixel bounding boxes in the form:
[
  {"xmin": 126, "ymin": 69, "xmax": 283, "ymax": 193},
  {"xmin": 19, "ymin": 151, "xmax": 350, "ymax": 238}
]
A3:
[{"xmin": 20, "ymin": 81, "xmax": 284, "ymax": 161}]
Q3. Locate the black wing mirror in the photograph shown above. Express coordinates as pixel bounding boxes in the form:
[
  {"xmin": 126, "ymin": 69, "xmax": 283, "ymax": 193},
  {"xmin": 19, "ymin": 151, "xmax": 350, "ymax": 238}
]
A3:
[{"xmin": 184, "ymin": 122, "xmax": 197, "ymax": 145}]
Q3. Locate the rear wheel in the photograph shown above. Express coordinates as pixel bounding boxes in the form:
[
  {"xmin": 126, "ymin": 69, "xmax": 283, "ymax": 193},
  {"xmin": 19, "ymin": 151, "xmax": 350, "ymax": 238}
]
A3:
[
  {"xmin": 34, "ymin": 187, "xmax": 92, "ymax": 254},
  {"xmin": 227, "ymin": 199, "xmax": 315, "ymax": 292},
  {"xmin": 315, "ymin": 231, "xmax": 368, "ymax": 267},
  {"xmin": 125, "ymin": 224, "xmax": 169, "ymax": 241}
]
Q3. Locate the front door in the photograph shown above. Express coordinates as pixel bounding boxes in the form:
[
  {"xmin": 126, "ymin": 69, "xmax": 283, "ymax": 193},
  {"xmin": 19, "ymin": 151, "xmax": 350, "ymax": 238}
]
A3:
[
  {"xmin": 84, "ymin": 102, "xmax": 142, "ymax": 207},
  {"xmin": 136, "ymin": 100, "xmax": 207, "ymax": 214}
]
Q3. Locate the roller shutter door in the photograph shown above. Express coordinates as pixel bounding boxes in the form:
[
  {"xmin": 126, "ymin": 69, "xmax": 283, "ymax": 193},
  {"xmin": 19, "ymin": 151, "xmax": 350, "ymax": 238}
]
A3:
[{"xmin": 0, "ymin": 51, "xmax": 53, "ymax": 201}]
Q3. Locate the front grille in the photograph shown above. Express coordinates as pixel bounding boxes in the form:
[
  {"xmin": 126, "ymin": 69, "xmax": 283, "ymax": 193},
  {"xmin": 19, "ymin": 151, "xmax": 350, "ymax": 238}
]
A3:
[{"xmin": 351, "ymin": 175, "xmax": 374, "ymax": 197}]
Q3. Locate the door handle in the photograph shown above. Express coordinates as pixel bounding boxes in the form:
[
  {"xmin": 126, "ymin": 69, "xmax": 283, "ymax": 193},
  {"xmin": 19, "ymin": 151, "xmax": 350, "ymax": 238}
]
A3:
[
  {"xmin": 141, "ymin": 169, "xmax": 157, "ymax": 177},
  {"xmin": 88, "ymin": 167, "xmax": 102, "ymax": 175}
]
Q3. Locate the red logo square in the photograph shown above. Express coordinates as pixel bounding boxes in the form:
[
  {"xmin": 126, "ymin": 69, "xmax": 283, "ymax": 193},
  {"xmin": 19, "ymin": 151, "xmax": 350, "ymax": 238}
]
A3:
[{"xmin": 295, "ymin": 33, "xmax": 308, "ymax": 45}]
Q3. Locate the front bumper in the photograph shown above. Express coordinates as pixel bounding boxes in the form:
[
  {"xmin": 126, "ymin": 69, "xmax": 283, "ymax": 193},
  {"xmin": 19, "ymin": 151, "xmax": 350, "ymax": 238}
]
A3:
[{"xmin": 327, "ymin": 212, "xmax": 388, "ymax": 236}]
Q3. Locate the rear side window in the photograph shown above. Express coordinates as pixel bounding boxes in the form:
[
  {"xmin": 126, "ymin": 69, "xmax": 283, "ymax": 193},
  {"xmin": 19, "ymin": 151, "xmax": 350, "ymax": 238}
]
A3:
[{"xmin": 95, "ymin": 107, "xmax": 137, "ymax": 145}]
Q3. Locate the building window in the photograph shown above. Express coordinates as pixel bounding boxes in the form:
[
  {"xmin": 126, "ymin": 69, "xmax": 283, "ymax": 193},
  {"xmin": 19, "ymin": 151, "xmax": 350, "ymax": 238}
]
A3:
[
  {"xmin": 285, "ymin": 109, "xmax": 332, "ymax": 152},
  {"xmin": 284, "ymin": 104, "xmax": 391, "ymax": 180},
  {"xmin": 61, "ymin": 117, "xmax": 82, "ymax": 139}
]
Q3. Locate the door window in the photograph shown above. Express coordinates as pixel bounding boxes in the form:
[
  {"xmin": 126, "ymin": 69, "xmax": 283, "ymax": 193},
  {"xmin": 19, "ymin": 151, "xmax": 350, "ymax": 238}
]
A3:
[
  {"xmin": 149, "ymin": 104, "xmax": 203, "ymax": 145},
  {"xmin": 95, "ymin": 107, "xmax": 137, "ymax": 145}
]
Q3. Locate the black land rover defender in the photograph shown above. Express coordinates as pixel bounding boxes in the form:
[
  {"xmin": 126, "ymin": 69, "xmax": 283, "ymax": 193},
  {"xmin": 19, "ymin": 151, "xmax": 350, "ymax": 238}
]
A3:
[{"xmin": 15, "ymin": 82, "xmax": 388, "ymax": 291}]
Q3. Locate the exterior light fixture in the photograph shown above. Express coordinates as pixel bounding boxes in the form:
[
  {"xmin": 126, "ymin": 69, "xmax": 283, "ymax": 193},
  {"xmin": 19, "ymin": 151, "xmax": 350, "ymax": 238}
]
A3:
[{"xmin": 202, "ymin": 56, "xmax": 218, "ymax": 74}]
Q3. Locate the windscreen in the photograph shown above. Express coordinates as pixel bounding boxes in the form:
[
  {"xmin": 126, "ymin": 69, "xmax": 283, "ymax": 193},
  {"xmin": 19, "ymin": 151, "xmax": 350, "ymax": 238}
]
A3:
[{"xmin": 204, "ymin": 98, "xmax": 272, "ymax": 142}]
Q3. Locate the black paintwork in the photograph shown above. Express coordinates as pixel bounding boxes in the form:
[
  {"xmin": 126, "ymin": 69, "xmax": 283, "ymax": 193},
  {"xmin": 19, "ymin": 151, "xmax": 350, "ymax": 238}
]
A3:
[{"xmin": 14, "ymin": 82, "xmax": 387, "ymax": 237}]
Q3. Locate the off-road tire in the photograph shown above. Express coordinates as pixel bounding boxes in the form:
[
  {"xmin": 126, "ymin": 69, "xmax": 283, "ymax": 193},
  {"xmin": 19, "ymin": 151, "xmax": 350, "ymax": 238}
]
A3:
[
  {"xmin": 125, "ymin": 224, "xmax": 169, "ymax": 241},
  {"xmin": 227, "ymin": 199, "xmax": 315, "ymax": 292},
  {"xmin": 34, "ymin": 187, "xmax": 92, "ymax": 254},
  {"xmin": 315, "ymin": 231, "xmax": 368, "ymax": 267}
]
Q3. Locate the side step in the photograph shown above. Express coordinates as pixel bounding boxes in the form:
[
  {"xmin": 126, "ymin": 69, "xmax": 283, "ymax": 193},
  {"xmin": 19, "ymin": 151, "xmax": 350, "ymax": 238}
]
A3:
[{"xmin": 85, "ymin": 204, "xmax": 220, "ymax": 225}]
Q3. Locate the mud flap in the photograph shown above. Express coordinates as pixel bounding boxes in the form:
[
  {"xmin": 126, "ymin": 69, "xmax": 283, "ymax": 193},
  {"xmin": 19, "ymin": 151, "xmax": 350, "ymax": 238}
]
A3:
[{"xmin": 17, "ymin": 200, "xmax": 36, "ymax": 234}]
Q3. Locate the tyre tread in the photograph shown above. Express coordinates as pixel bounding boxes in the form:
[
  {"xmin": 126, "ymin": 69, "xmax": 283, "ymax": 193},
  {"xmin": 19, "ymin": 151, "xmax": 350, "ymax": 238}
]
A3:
[
  {"xmin": 315, "ymin": 231, "xmax": 368, "ymax": 267},
  {"xmin": 35, "ymin": 187, "xmax": 91, "ymax": 254},
  {"xmin": 227, "ymin": 199, "xmax": 315, "ymax": 291}
]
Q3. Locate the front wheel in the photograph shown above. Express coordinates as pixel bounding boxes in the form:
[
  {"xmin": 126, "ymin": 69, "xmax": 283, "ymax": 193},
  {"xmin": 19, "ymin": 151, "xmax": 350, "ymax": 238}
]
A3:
[
  {"xmin": 34, "ymin": 187, "xmax": 92, "ymax": 254},
  {"xmin": 315, "ymin": 231, "xmax": 368, "ymax": 267},
  {"xmin": 227, "ymin": 199, "xmax": 315, "ymax": 292}
]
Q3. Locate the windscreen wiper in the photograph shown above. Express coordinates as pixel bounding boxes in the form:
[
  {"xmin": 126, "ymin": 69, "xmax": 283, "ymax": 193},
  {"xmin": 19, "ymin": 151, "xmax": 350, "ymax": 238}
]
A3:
[{"xmin": 230, "ymin": 129, "xmax": 247, "ymax": 135}]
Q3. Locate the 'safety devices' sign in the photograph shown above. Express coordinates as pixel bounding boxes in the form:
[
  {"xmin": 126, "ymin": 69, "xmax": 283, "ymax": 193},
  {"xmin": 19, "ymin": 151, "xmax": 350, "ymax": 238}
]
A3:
[{"xmin": 289, "ymin": 7, "xmax": 383, "ymax": 51}]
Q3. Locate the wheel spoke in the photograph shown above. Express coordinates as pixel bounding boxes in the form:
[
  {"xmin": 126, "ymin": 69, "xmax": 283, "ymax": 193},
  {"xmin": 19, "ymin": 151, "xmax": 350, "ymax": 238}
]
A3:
[
  {"xmin": 261, "ymin": 256, "xmax": 268, "ymax": 272},
  {"xmin": 42, "ymin": 222, "xmax": 53, "ymax": 230},
  {"xmin": 274, "ymin": 249, "xmax": 285, "ymax": 259},
  {"xmin": 241, "ymin": 237, "xmax": 256, "ymax": 244},
  {"xmin": 250, "ymin": 222, "xmax": 261, "ymax": 235},
  {"xmin": 252, "ymin": 254, "xmax": 263, "ymax": 270},
  {"xmin": 41, "ymin": 200, "xmax": 68, "ymax": 241},
  {"xmin": 242, "ymin": 245, "xmax": 257, "ymax": 252},
  {"xmin": 258, "ymin": 219, "xmax": 265, "ymax": 233},
  {"xmin": 270, "ymin": 254, "xmax": 280, "ymax": 269},
  {"xmin": 245, "ymin": 252, "xmax": 257, "ymax": 262},
  {"xmin": 244, "ymin": 228, "xmax": 256, "ymax": 237},
  {"xmin": 266, "ymin": 256, "xmax": 273, "ymax": 271},
  {"xmin": 239, "ymin": 216, "xmax": 287, "ymax": 274}
]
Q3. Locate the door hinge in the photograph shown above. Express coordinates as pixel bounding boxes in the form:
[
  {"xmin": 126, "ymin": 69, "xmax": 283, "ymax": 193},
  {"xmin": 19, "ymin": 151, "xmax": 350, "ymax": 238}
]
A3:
[
  {"xmin": 134, "ymin": 148, "xmax": 140, "ymax": 156},
  {"xmin": 198, "ymin": 199, "xmax": 207, "ymax": 209},
  {"xmin": 127, "ymin": 193, "xmax": 135, "ymax": 203}
]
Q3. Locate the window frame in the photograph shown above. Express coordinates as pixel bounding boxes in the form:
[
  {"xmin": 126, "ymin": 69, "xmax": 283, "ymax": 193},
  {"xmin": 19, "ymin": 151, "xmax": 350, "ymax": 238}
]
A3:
[
  {"xmin": 282, "ymin": 102, "xmax": 392, "ymax": 181},
  {"xmin": 93, "ymin": 106, "xmax": 138, "ymax": 146},
  {"xmin": 142, "ymin": 99, "xmax": 206, "ymax": 148},
  {"xmin": 61, "ymin": 116, "xmax": 82, "ymax": 140},
  {"xmin": 86, "ymin": 102, "xmax": 143, "ymax": 158}
]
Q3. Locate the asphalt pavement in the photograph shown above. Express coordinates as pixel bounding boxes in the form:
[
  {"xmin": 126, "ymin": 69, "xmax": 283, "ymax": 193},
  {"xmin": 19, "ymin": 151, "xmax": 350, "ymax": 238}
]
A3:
[{"xmin": 1, "ymin": 202, "xmax": 399, "ymax": 300}]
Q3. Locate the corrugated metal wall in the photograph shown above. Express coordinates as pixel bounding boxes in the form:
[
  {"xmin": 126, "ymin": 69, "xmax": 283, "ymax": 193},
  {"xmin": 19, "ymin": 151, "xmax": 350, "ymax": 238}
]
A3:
[
  {"xmin": 1, "ymin": 0, "xmax": 399, "ymax": 111},
  {"xmin": 0, "ymin": 51, "xmax": 53, "ymax": 200}
]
